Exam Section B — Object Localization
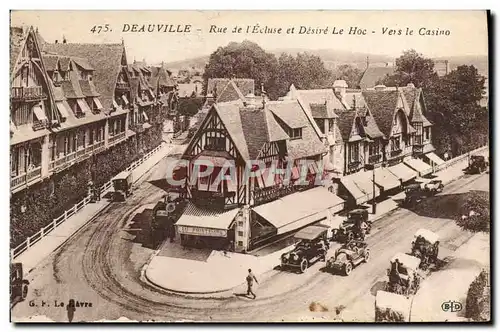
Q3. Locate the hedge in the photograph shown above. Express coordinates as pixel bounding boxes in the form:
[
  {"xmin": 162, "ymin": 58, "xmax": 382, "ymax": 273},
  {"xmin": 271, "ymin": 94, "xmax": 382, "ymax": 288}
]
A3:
[
  {"xmin": 10, "ymin": 123, "xmax": 163, "ymax": 248},
  {"xmin": 465, "ymin": 270, "xmax": 490, "ymax": 321}
]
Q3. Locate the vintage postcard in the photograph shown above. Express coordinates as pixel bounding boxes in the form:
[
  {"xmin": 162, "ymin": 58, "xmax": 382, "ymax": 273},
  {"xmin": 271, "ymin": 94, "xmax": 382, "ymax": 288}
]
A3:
[{"xmin": 9, "ymin": 10, "xmax": 490, "ymax": 323}]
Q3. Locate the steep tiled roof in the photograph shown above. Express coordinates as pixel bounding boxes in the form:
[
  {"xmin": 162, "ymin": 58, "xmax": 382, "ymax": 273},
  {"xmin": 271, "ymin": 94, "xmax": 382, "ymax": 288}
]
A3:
[
  {"xmin": 400, "ymin": 86, "xmax": 433, "ymax": 126},
  {"xmin": 362, "ymin": 89, "xmax": 400, "ymax": 136},
  {"xmin": 336, "ymin": 109, "xmax": 358, "ymax": 141},
  {"xmin": 344, "ymin": 91, "xmax": 367, "ymax": 109},
  {"xmin": 207, "ymin": 78, "xmax": 255, "ymax": 97},
  {"xmin": 61, "ymin": 71, "xmax": 85, "ymax": 99},
  {"xmin": 217, "ymin": 80, "xmax": 246, "ymax": 103},
  {"xmin": 42, "ymin": 55, "xmax": 59, "ymax": 72},
  {"xmin": 72, "ymin": 56, "xmax": 93, "ymax": 71},
  {"xmin": 150, "ymin": 65, "xmax": 176, "ymax": 92},
  {"xmin": 364, "ymin": 109, "xmax": 385, "ymax": 139},
  {"xmin": 43, "ymin": 42, "xmax": 125, "ymax": 110},
  {"xmin": 10, "ymin": 27, "xmax": 25, "ymax": 76},
  {"xmin": 213, "ymin": 102, "xmax": 249, "ymax": 160},
  {"xmin": 296, "ymin": 89, "xmax": 345, "ymax": 112},
  {"xmin": 240, "ymin": 108, "xmax": 272, "ymax": 160},
  {"xmin": 129, "ymin": 77, "xmax": 140, "ymax": 102},
  {"xmin": 58, "ymin": 56, "xmax": 71, "ymax": 71},
  {"xmin": 309, "ymin": 103, "xmax": 337, "ymax": 119},
  {"xmin": 268, "ymin": 100, "xmax": 309, "ymax": 129},
  {"xmin": 359, "ymin": 66, "xmax": 395, "ymax": 89},
  {"xmin": 79, "ymin": 80, "xmax": 100, "ymax": 97}
]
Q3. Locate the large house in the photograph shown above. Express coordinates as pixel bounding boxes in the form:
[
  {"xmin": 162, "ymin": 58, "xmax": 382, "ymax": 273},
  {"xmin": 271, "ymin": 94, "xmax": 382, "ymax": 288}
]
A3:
[{"xmin": 177, "ymin": 89, "xmax": 345, "ymax": 253}]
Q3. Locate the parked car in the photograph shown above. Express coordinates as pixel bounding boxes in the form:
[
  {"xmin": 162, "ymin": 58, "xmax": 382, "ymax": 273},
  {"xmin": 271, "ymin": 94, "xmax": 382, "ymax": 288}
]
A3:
[
  {"xmin": 332, "ymin": 209, "xmax": 370, "ymax": 243},
  {"xmin": 326, "ymin": 240, "xmax": 370, "ymax": 276},
  {"xmin": 466, "ymin": 155, "xmax": 488, "ymax": 174},
  {"xmin": 281, "ymin": 225, "xmax": 330, "ymax": 273},
  {"xmin": 10, "ymin": 263, "xmax": 29, "ymax": 302},
  {"xmin": 402, "ymin": 184, "xmax": 426, "ymax": 206},
  {"xmin": 422, "ymin": 180, "xmax": 444, "ymax": 195}
]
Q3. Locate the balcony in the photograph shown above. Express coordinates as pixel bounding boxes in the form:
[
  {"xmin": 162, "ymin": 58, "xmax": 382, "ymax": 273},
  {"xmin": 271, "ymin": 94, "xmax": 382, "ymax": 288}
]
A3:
[
  {"xmin": 109, "ymin": 131, "xmax": 126, "ymax": 145},
  {"xmin": 32, "ymin": 120, "xmax": 47, "ymax": 131},
  {"xmin": 368, "ymin": 154, "xmax": 382, "ymax": 164},
  {"xmin": 390, "ymin": 149, "xmax": 403, "ymax": 157},
  {"xmin": 11, "ymin": 86, "xmax": 46, "ymax": 101},
  {"xmin": 48, "ymin": 141, "xmax": 106, "ymax": 172},
  {"xmin": 253, "ymin": 182, "xmax": 316, "ymax": 206},
  {"xmin": 11, "ymin": 166, "xmax": 42, "ymax": 192}
]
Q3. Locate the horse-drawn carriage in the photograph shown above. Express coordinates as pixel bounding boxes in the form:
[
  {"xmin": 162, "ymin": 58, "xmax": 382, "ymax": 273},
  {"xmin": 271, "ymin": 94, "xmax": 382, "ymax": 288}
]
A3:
[
  {"xmin": 411, "ymin": 229, "xmax": 440, "ymax": 270},
  {"xmin": 385, "ymin": 253, "xmax": 422, "ymax": 296}
]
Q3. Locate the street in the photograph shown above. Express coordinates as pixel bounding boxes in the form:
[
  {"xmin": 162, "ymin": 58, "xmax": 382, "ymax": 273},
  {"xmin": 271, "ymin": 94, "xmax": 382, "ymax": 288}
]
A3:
[{"xmin": 11, "ymin": 152, "xmax": 489, "ymax": 322}]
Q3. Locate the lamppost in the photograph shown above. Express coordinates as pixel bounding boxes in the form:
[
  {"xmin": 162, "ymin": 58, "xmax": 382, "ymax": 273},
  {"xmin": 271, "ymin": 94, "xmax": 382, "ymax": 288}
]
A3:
[{"xmin": 372, "ymin": 167, "xmax": 377, "ymax": 214}]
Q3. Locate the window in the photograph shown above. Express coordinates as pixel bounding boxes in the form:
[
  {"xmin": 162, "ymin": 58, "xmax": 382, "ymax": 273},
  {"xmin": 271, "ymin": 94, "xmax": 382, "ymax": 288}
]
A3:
[
  {"xmin": 238, "ymin": 221, "xmax": 244, "ymax": 227},
  {"xmin": 13, "ymin": 104, "xmax": 31, "ymax": 126},
  {"xmin": 205, "ymin": 136, "xmax": 225, "ymax": 151},
  {"xmin": 350, "ymin": 142, "xmax": 360, "ymax": 162},
  {"xmin": 238, "ymin": 241, "xmax": 243, "ymax": 246},
  {"xmin": 391, "ymin": 136, "xmax": 401, "ymax": 151},
  {"xmin": 424, "ymin": 127, "xmax": 430, "ymax": 141},
  {"xmin": 329, "ymin": 119, "xmax": 335, "ymax": 133},
  {"xmin": 238, "ymin": 231, "xmax": 244, "ymax": 237},
  {"xmin": 369, "ymin": 142, "xmax": 380, "ymax": 156},
  {"xmin": 290, "ymin": 128, "xmax": 302, "ymax": 139}
]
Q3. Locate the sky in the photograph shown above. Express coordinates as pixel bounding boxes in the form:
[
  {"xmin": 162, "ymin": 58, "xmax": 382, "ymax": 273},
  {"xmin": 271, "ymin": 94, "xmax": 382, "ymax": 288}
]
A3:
[{"xmin": 11, "ymin": 10, "xmax": 488, "ymax": 66}]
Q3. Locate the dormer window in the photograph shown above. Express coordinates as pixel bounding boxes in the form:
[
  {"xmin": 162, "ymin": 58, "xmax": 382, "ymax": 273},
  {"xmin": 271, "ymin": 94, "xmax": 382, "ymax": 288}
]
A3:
[{"xmin": 290, "ymin": 128, "xmax": 302, "ymax": 140}]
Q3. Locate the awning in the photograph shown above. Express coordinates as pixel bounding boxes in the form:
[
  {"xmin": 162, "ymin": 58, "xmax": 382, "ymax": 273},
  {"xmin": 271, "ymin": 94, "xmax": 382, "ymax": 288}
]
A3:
[
  {"xmin": 252, "ymin": 187, "xmax": 345, "ymax": 235},
  {"xmin": 387, "ymin": 163, "xmax": 418, "ymax": 183},
  {"xmin": 113, "ymin": 99, "xmax": 119, "ymax": 109},
  {"xmin": 56, "ymin": 101, "xmax": 70, "ymax": 118},
  {"xmin": 352, "ymin": 171, "xmax": 380, "ymax": 198},
  {"xmin": 340, "ymin": 175, "xmax": 368, "ymax": 205},
  {"xmin": 93, "ymin": 97, "xmax": 103, "ymax": 110},
  {"xmin": 175, "ymin": 202, "xmax": 239, "ymax": 238},
  {"xmin": 142, "ymin": 111, "xmax": 149, "ymax": 121},
  {"xmin": 122, "ymin": 95, "xmax": 129, "ymax": 105},
  {"xmin": 426, "ymin": 152, "xmax": 445, "ymax": 166},
  {"xmin": 404, "ymin": 158, "xmax": 433, "ymax": 176},
  {"xmin": 33, "ymin": 105, "xmax": 47, "ymax": 121},
  {"xmin": 76, "ymin": 99, "xmax": 90, "ymax": 114},
  {"xmin": 373, "ymin": 167, "xmax": 401, "ymax": 191}
]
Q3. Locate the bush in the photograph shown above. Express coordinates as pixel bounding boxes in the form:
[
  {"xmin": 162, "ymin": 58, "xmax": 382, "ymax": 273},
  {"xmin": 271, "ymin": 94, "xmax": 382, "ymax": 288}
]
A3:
[
  {"xmin": 10, "ymin": 126, "xmax": 163, "ymax": 248},
  {"xmin": 465, "ymin": 270, "xmax": 490, "ymax": 321}
]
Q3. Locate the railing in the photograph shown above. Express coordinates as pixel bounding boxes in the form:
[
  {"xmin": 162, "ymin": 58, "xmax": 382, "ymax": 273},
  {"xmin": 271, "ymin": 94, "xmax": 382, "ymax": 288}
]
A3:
[
  {"xmin": 12, "ymin": 143, "xmax": 165, "ymax": 259},
  {"xmin": 109, "ymin": 131, "xmax": 126, "ymax": 145},
  {"xmin": 11, "ymin": 166, "xmax": 42, "ymax": 191},
  {"xmin": 434, "ymin": 146, "xmax": 488, "ymax": 173},
  {"xmin": 49, "ymin": 141, "xmax": 106, "ymax": 171},
  {"xmin": 368, "ymin": 154, "xmax": 382, "ymax": 164},
  {"xmin": 253, "ymin": 182, "xmax": 316, "ymax": 206},
  {"xmin": 11, "ymin": 86, "xmax": 46, "ymax": 101}
]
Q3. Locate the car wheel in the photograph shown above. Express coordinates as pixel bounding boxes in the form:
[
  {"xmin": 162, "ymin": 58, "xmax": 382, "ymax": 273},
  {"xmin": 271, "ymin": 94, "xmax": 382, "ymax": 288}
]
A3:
[
  {"xmin": 300, "ymin": 259, "xmax": 308, "ymax": 273},
  {"xmin": 21, "ymin": 285, "xmax": 28, "ymax": 300},
  {"xmin": 344, "ymin": 262, "xmax": 353, "ymax": 276},
  {"xmin": 363, "ymin": 250, "xmax": 370, "ymax": 263}
]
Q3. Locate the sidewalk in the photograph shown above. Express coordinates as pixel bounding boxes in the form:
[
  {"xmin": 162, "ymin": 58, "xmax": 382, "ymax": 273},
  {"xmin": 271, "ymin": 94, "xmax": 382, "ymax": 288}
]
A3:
[
  {"xmin": 14, "ymin": 143, "xmax": 173, "ymax": 275},
  {"xmin": 144, "ymin": 148, "xmax": 487, "ymax": 295}
]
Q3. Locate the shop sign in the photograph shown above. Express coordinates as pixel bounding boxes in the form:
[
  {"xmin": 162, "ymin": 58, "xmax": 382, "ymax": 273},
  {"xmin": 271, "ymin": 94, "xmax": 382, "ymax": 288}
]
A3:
[{"xmin": 177, "ymin": 225, "xmax": 227, "ymax": 237}]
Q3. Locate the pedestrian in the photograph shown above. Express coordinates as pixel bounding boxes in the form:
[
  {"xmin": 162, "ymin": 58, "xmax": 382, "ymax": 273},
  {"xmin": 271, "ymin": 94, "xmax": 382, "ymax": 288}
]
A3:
[
  {"xmin": 66, "ymin": 299, "xmax": 76, "ymax": 323},
  {"xmin": 246, "ymin": 268, "xmax": 259, "ymax": 299},
  {"xmin": 444, "ymin": 151, "xmax": 449, "ymax": 161}
]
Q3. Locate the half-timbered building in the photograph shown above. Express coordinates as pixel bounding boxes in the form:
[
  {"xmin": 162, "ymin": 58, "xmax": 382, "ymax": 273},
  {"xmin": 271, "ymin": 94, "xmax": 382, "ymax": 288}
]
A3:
[{"xmin": 177, "ymin": 95, "xmax": 344, "ymax": 252}]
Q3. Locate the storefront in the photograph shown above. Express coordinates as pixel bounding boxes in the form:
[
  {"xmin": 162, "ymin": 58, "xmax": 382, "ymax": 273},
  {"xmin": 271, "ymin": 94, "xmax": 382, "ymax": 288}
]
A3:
[
  {"xmin": 252, "ymin": 186, "xmax": 345, "ymax": 236},
  {"xmin": 387, "ymin": 163, "xmax": 418, "ymax": 184},
  {"xmin": 175, "ymin": 202, "xmax": 239, "ymax": 250},
  {"xmin": 403, "ymin": 158, "xmax": 433, "ymax": 177}
]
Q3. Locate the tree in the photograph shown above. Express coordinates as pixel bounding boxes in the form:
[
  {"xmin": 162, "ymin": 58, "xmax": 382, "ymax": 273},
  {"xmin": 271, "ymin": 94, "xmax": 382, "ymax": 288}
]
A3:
[
  {"xmin": 454, "ymin": 191, "xmax": 489, "ymax": 233},
  {"xmin": 333, "ymin": 64, "xmax": 363, "ymax": 89},
  {"xmin": 177, "ymin": 98, "xmax": 201, "ymax": 118},
  {"xmin": 379, "ymin": 49, "xmax": 438, "ymax": 88},
  {"xmin": 203, "ymin": 40, "xmax": 279, "ymax": 98},
  {"xmin": 466, "ymin": 270, "xmax": 490, "ymax": 321}
]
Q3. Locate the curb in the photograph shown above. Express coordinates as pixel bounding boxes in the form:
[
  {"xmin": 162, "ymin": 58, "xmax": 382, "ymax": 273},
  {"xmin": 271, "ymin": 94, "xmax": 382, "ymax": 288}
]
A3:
[{"xmin": 20, "ymin": 143, "xmax": 170, "ymax": 277}]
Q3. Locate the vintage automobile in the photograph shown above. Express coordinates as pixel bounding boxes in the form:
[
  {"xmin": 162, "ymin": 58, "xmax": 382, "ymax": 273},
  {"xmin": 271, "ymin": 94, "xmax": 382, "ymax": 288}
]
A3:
[
  {"xmin": 422, "ymin": 179, "xmax": 444, "ymax": 195},
  {"xmin": 375, "ymin": 290, "xmax": 411, "ymax": 322},
  {"xmin": 332, "ymin": 209, "xmax": 371, "ymax": 243},
  {"xmin": 411, "ymin": 228, "xmax": 440, "ymax": 269},
  {"xmin": 466, "ymin": 155, "xmax": 489, "ymax": 174},
  {"xmin": 385, "ymin": 253, "xmax": 422, "ymax": 296},
  {"xmin": 150, "ymin": 193, "xmax": 186, "ymax": 244},
  {"xmin": 281, "ymin": 225, "xmax": 330, "ymax": 273},
  {"xmin": 402, "ymin": 184, "xmax": 426, "ymax": 206},
  {"xmin": 112, "ymin": 171, "xmax": 133, "ymax": 201},
  {"xmin": 10, "ymin": 263, "xmax": 29, "ymax": 302},
  {"xmin": 326, "ymin": 240, "xmax": 370, "ymax": 276}
]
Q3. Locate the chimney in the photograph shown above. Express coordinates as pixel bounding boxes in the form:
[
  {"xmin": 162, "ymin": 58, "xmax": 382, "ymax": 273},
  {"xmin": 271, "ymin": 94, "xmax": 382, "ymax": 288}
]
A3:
[
  {"xmin": 374, "ymin": 84, "xmax": 386, "ymax": 91},
  {"xmin": 333, "ymin": 80, "xmax": 348, "ymax": 104},
  {"xmin": 55, "ymin": 40, "xmax": 58, "ymax": 44},
  {"xmin": 63, "ymin": 35, "xmax": 67, "ymax": 44}
]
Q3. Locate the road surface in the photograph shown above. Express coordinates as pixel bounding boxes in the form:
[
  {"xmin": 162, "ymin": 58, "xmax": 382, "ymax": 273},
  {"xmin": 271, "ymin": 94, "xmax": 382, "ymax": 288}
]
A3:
[{"xmin": 11, "ymin": 154, "xmax": 489, "ymax": 322}]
